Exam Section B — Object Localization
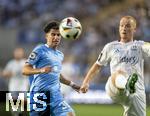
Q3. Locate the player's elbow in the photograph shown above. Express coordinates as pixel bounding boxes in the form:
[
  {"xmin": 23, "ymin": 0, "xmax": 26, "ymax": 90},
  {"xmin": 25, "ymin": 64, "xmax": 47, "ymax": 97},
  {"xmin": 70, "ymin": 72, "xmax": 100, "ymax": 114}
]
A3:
[
  {"xmin": 22, "ymin": 67, "xmax": 30, "ymax": 76},
  {"xmin": 22, "ymin": 64, "xmax": 33, "ymax": 76},
  {"xmin": 22, "ymin": 69, "xmax": 27, "ymax": 76}
]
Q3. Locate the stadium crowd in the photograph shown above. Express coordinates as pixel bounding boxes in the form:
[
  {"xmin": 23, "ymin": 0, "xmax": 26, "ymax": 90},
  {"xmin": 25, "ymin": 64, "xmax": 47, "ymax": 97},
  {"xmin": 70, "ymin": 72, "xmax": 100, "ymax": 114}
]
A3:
[{"xmin": 0, "ymin": 0, "xmax": 150, "ymax": 104}]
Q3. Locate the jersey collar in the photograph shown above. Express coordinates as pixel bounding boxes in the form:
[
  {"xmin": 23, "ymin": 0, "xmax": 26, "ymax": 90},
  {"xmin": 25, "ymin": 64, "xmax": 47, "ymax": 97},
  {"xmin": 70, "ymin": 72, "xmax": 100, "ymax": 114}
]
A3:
[
  {"xmin": 45, "ymin": 44, "xmax": 49, "ymax": 48},
  {"xmin": 119, "ymin": 40, "xmax": 134, "ymax": 45},
  {"xmin": 45, "ymin": 44, "xmax": 57, "ymax": 51}
]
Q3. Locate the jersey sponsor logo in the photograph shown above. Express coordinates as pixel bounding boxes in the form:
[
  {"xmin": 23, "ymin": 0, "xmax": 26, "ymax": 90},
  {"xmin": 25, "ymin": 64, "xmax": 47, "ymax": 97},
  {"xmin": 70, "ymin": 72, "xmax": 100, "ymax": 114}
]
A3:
[
  {"xmin": 119, "ymin": 56, "xmax": 139, "ymax": 65},
  {"xmin": 29, "ymin": 52, "xmax": 37, "ymax": 60}
]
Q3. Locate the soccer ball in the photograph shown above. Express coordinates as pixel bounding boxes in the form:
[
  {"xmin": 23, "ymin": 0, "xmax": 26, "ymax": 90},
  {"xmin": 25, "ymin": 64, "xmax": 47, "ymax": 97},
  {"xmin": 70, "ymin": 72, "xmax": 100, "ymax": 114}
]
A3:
[{"xmin": 59, "ymin": 17, "xmax": 82, "ymax": 40}]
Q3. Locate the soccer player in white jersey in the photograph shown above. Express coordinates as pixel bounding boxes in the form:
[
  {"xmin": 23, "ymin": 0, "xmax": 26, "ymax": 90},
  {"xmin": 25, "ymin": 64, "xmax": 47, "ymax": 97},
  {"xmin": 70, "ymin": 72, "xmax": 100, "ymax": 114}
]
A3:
[
  {"xmin": 80, "ymin": 16, "xmax": 150, "ymax": 116},
  {"xmin": 3, "ymin": 47, "xmax": 29, "ymax": 116}
]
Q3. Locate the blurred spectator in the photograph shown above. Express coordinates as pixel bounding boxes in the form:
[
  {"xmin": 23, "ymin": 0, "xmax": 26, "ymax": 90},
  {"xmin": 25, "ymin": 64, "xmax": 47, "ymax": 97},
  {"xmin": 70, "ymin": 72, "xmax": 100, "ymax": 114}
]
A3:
[
  {"xmin": 2, "ymin": 47, "xmax": 29, "ymax": 116},
  {"xmin": 0, "ymin": 68, "xmax": 8, "ymax": 91}
]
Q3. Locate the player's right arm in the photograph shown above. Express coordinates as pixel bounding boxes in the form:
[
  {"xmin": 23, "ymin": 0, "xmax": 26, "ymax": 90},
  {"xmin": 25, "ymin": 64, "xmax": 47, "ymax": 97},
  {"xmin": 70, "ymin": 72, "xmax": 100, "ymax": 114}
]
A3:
[
  {"xmin": 80, "ymin": 43, "xmax": 111, "ymax": 93},
  {"xmin": 80, "ymin": 63, "xmax": 102, "ymax": 93},
  {"xmin": 22, "ymin": 63, "xmax": 51, "ymax": 76}
]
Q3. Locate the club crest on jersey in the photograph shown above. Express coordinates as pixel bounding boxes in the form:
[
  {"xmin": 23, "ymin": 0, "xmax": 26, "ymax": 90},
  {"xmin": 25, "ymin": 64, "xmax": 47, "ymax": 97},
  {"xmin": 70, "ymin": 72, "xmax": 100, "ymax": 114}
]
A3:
[
  {"xmin": 131, "ymin": 45, "xmax": 137, "ymax": 51},
  {"xmin": 29, "ymin": 52, "xmax": 37, "ymax": 60}
]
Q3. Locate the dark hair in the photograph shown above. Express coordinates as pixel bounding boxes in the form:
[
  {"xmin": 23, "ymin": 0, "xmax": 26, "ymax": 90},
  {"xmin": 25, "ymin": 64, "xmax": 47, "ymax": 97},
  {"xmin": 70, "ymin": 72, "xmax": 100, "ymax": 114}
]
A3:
[{"xmin": 43, "ymin": 21, "xmax": 59, "ymax": 33}]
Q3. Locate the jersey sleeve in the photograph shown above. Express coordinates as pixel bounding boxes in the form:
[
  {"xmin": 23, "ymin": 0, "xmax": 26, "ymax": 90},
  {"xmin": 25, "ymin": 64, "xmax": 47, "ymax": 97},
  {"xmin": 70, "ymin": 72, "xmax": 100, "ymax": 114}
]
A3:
[
  {"xmin": 96, "ymin": 44, "xmax": 111, "ymax": 66},
  {"xmin": 142, "ymin": 42, "xmax": 150, "ymax": 57},
  {"xmin": 26, "ymin": 45, "xmax": 42, "ymax": 65}
]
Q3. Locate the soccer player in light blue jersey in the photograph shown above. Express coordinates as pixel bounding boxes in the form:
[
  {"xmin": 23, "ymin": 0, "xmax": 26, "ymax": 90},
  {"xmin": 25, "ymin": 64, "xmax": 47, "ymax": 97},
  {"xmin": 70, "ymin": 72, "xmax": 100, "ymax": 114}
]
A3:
[{"xmin": 22, "ymin": 21, "xmax": 80, "ymax": 116}]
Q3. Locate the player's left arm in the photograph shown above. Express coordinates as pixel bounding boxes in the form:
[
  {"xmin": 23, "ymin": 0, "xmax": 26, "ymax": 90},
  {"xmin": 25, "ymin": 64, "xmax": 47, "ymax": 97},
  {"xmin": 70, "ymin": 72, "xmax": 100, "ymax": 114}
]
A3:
[{"xmin": 60, "ymin": 74, "xmax": 80, "ymax": 92}]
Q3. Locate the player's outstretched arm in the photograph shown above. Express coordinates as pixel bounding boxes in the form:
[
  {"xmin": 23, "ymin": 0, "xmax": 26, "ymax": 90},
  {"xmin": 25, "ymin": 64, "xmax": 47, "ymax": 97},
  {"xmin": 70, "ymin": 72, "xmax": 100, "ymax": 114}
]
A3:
[
  {"xmin": 22, "ymin": 63, "xmax": 51, "ymax": 76},
  {"xmin": 80, "ymin": 63, "xmax": 102, "ymax": 93},
  {"xmin": 60, "ymin": 74, "xmax": 80, "ymax": 92}
]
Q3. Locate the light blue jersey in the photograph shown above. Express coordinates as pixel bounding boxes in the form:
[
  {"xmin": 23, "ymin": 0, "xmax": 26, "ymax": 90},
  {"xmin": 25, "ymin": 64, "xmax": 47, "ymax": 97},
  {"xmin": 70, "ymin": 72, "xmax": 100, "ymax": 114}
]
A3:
[
  {"xmin": 27, "ymin": 44, "xmax": 64, "ymax": 89},
  {"xmin": 27, "ymin": 44, "xmax": 73, "ymax": 116}
]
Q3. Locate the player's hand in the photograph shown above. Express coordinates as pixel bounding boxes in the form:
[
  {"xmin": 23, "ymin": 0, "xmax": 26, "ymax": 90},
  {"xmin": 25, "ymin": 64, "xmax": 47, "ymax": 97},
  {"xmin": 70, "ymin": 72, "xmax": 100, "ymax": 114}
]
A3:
[
  {"xmin": 80, "ymin": 83, "xmax": 89, "ymax": 93},
  {"xmin": 70, "ymin": 82, "xmax": 80, "ymax": 93},
  {"xmin": 40, "ymin": 67, "xmax": 52, "ymax": 73},
  {"xmin": 72, "ymin": 84, "xmax": 80, "ymax": 93}
]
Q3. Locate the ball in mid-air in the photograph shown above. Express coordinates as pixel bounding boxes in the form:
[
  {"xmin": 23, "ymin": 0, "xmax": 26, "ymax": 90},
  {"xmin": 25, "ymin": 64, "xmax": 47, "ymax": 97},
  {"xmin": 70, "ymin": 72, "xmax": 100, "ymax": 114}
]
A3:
[{"xmin": 59, "ymin": 17, "xmax": 82, "ymax": 40}]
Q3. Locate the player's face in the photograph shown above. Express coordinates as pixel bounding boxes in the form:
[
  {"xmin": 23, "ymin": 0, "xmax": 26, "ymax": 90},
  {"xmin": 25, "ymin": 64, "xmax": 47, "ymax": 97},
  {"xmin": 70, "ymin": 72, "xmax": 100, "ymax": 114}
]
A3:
[
  {"xmin": 46, "ymin": 29, "xmax": 61, "ymax": 48},
  {"xmin": 119, "ymin": 18, "xmax": 136, "ymax": 43}
]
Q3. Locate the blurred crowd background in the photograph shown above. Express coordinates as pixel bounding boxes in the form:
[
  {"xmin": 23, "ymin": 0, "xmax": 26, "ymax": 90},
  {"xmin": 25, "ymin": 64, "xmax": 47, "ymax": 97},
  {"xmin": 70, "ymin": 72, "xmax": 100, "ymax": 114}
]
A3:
[{"xmin": 0, "ymin": 0, "xmax": 150, "ymax": 105}]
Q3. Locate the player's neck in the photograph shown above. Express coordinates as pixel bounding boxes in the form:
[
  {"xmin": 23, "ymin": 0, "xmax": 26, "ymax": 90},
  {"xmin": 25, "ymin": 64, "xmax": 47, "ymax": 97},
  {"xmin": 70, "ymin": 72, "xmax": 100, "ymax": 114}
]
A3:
[
  {"xmin": 120, "ymin": 38, "xmax": 133, "ymax": 43},
  {"xmin": 52, "ymin": 46, "xmax": 57, "ymax": 50},
  {"xmin": 45, "ymin": 44, "xmax": 57, "ymax": 50}
]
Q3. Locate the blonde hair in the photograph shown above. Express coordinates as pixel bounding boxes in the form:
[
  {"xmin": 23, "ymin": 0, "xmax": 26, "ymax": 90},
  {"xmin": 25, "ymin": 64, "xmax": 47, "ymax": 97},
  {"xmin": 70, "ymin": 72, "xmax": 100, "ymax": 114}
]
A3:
[{"xmin": 121, "ymin": 16, "xmax": 137, "ymax": 28}]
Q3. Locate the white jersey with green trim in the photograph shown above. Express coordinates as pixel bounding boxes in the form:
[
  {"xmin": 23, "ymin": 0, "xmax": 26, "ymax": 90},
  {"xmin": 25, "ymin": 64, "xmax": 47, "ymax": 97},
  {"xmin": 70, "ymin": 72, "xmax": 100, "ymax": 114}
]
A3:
[{"xmin": 96, "ymin": 40, "xmax": 150, "ymax": 93}]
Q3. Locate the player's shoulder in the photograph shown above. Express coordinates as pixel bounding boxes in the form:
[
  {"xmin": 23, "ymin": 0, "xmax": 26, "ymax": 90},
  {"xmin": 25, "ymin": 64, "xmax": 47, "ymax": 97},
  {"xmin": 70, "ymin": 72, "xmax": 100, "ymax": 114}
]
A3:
[
  {"xmin": 104, "ymin": 40, "xmax": 119, "ymax": 48},
  {"xmin": 34, "ymin": 43, "xmax": 45, "ymax": 49},
  {"xmin": 6, "ymin": 59, "xmax": 15, "ymax": 65},
  {"xmin": 133, "ymin": 40, "xmax": 145, "ymax": 46},
  {"xmin": 33, "ymin": 43, "xmax": 45, "ymax": 52},
  {"xmin": 133, "ymin": 40, "xmax": 144, "ymax": 44},
  {"xmin": 56, "ymin": 50, "xmax": 63, "ymax": 55},
  {"xmin": 56, "ymin": 50, "xmax": 64, "ymax": 58},
  {"xmin": 105, "ymin": 40, "xmax": 145, "ymax": 47}
]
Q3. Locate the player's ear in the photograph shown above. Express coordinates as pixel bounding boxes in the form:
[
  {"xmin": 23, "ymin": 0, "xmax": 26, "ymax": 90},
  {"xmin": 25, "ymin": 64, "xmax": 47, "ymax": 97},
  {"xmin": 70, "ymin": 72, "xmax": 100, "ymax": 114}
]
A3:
[
  {"xmin": 45, "ymin": 33, "xmax": 48, "ymax": 39},
  {"xmin": 133, "ymin": 27, "xmax": 136, "ymax": 33}
]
